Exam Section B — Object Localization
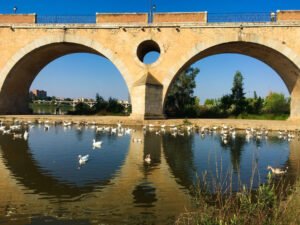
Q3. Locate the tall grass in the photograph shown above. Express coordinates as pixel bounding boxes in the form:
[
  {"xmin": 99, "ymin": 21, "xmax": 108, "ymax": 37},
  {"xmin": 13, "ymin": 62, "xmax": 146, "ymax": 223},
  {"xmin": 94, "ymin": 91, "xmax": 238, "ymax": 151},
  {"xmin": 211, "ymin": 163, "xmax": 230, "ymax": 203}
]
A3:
[{"xmin": 175, "ymin": 168, "xmax": 300, "ymax": 225}]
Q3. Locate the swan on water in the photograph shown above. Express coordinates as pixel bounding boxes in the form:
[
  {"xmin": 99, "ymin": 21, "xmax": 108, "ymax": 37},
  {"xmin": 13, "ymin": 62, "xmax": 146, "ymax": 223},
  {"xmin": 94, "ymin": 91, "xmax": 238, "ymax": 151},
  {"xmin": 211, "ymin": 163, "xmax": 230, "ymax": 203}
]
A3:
[
  {"xmin": 78, "ymin": 154, "xmax": 89, "ymax": 165},
  {"xmin": 23, "ymin": 131, "xmax": 28, "ymax": 140},
  {"xmin": 144, "ymin": 154, "xmax": 151, "ymax": 164},
  {"xmin": 267, "ymin": 166, "xmax": 288, "ymax": 175},
  {"xmin": 93, "ymin": 139, "xmax": 102, "ymax": 148}
]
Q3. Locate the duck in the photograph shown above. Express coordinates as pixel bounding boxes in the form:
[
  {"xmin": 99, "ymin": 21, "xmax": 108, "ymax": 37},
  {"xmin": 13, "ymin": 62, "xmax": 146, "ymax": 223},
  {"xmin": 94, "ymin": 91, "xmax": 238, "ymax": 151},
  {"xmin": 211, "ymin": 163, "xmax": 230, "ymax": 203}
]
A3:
[
  {"xmin": 267, "ymin": 166, "xmax": 288, "ymax": 175},
  {"xmin": 78, "ymin": 154, "xmax": 89, "ymax": 165},
  {"xmin": 92, "ymin": 139, "xmax": 102, "ymax": 148},
  {"xmin": 144, "ymin": 154, "xmax": 151, "ymax": 164}
]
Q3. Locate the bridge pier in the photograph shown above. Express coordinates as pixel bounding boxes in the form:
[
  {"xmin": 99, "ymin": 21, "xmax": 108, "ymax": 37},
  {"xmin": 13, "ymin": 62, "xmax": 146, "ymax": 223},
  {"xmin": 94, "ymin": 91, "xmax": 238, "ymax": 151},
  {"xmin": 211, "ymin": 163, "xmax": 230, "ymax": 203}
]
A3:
[
  {"xmin": 0, "ymin": 91, "xmax": 31, "ymax": 114},
  {"xmin": 130, "ymin": 73, "xmax": 165, "ymax": 119},
  {"xmin": 290, "ymin": 78, "xmax": 300, "ymax": 120}
]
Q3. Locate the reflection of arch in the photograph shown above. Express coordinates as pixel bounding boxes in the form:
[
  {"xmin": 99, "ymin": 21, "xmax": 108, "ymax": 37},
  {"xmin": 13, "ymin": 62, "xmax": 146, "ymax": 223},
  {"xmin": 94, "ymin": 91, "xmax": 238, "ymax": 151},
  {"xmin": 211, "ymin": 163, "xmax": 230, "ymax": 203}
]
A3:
[
  {"xmin": 0, "ymin": 129, "xmax": 191, "ymax": 222},
  {"xmin": 162, "ymin": 135, "xmax": 195, "ymax": 189},
  {"xmin": 0, "ymin": 135, "xmax": 110, "ymax": 197},
  {"xmin": 162, "ymin": 36, "xmax": 300, "ymax": 118},
  {"xmin": 0, "ymin": 35, "xmax": 131, "ymax": 114}
]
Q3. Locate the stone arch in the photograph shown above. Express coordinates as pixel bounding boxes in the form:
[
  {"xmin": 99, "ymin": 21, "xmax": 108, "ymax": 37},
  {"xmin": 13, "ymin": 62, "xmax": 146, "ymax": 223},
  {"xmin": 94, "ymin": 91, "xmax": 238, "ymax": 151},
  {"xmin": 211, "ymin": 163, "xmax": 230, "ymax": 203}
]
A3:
[
  {"xmin": 162, "ymin": 35, "xmax": 300, "ymax": 119},
  {"xmin": 0, "ymin": 34, "xmax": 132, "ymax": 114}
]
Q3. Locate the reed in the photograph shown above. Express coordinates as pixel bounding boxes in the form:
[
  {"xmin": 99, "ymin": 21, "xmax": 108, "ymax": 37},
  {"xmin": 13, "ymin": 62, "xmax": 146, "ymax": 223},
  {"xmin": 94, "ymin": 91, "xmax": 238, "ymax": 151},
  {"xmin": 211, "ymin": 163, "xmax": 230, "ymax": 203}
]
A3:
[{"xmin": 175, "ymin": 162, "xmax": 300, "ymax": 225}]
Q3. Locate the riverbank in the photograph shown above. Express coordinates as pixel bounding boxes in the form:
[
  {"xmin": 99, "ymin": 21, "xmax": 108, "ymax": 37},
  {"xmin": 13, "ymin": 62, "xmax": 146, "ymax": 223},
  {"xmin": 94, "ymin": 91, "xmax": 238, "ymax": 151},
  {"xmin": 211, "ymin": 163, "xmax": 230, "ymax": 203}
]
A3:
[{"xmin": 0, "ymin": 115, "xmax": 300, "ymax": 130}]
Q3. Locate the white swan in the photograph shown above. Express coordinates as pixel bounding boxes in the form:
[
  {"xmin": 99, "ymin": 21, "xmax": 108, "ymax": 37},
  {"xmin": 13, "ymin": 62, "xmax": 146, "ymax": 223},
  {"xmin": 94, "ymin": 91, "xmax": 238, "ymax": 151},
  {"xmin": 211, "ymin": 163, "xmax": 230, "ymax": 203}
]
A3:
[
  {"xmin": 132, "ymin": 138, "xmax": 142, "ymax": 143},
  {"xmin": 267, "ymin": 166, "xmax": 288, "ymax": 175},
  {"xmin": 117, "ymin": 122, "xmax": 122, "ymax": 129},
  {"xmin": 78, "ymin": 154, "xmax": 89, "ymax": 165},
  {"xmin": 93, "ymin": 139, "xmax": 102, "ymax": 148},
  {"xmin": 44, "ymin": 124, "xmax": 50, "ymax": 131},
  {"xmin": 3, "ymin": 129, "xmax": 10, "ymax": 135},
  {"xmin": 63, "ymin": 121, "xmax": 72, "ymax": 127},
  {"xmin": 144, "ymin": 154, "xmax": 151, "ymax": 164},
  {"xmin": 13, "ymin": 133, "xmax": 22, "ymax": 139},
  {"xmin": 23, "ymin": 131, "xmax": 29, "ymax": 140}
]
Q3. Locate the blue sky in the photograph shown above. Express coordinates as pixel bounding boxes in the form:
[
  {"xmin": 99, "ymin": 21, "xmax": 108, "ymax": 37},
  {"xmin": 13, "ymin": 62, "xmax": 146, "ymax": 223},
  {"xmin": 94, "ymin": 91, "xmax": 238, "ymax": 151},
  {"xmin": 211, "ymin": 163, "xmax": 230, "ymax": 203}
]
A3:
[
  {"xmin": 2, "ymin": 0, "xmax": 299, "ymax": 101},
  {"xmin": 1, "ymin": 0, "xmax": 300, "ymax": 14}
]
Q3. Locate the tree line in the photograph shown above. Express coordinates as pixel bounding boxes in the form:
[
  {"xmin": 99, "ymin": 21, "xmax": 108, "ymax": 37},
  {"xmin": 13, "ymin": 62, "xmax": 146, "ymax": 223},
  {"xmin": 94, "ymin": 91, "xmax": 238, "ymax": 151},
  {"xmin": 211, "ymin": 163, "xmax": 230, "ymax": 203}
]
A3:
[
  {"xmin": 165, "ymin": 68, "xmax": 290, "ymax": 119},
  {"xmin": 69, "ymin": 94, "xmax": 130, "ymax": 115}
]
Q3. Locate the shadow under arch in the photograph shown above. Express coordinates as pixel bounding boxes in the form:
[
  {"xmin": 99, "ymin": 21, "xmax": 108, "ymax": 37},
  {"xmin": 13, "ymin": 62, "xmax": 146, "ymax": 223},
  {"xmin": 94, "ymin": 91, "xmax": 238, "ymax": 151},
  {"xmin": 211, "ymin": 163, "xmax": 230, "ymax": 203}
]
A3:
[
  {"xmin": 0, "ymin": 35, "xmax": 131, "ymax": 114},
  {"xmin": 162, "ymin": 41, "xmax": 300, "ymax": 118}
]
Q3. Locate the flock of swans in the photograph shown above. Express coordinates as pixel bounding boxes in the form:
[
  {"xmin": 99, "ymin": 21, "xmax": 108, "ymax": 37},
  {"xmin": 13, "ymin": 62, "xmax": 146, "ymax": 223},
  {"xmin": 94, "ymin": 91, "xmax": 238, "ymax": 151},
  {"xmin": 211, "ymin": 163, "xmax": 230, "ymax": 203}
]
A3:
[{"xmin": 0, "ymin": 120, "xmax": 295, "ymax": 173}]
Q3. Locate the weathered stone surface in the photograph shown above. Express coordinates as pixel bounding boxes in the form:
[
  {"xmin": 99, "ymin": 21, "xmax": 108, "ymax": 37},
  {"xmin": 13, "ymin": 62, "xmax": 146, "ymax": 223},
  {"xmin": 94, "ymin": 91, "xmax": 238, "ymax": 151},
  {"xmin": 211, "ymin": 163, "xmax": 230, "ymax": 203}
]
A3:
[
  {"xmin": 96, "ymin": 13, "xmax": 148, "ymax": 24},
  {"xmin": 153, "ymin": 12, "xmax": 207, "ymax": 23},
  {"xmin": 1, "ymin": 13, "xmax": 300, "ymax": 119},
  {"xmin": 0, "ymin": 14, "xmax": 36, "ymax": 23},
  {"xmin": 277, "ymin": 10, "xmax": 300, "ymax": 21}
]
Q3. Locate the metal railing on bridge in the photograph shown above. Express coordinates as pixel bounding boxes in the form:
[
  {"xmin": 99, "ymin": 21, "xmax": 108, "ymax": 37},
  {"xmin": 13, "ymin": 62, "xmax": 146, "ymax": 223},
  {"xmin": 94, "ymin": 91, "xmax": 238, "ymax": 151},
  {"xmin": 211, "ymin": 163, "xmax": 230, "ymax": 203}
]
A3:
[
  {"xmin": 207, "ymin": 12, "xmax": 273, "ymax": 23},
  {"xmin": 35, "ymin": 12, "xmax": 274, "ymax": 24},
  {"xmin": 36, "ymin": 15, "xmax": 96, "ymax": 24}
]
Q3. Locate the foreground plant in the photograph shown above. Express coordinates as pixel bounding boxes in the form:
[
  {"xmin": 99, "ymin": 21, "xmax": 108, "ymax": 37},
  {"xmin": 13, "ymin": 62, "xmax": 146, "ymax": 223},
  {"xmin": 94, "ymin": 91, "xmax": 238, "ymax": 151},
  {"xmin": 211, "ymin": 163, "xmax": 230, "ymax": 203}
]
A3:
[{"xmin": 176, "ymin": 172, "xmax": 300, "ymax": 225}]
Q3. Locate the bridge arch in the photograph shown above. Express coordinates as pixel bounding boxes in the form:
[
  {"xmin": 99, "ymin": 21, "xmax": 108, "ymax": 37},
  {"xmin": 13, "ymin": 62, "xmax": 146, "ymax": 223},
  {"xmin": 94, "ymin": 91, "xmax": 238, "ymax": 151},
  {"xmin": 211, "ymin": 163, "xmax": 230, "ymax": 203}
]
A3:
[
  {"xmin": 0, "ymin": 34, "xmax": 132, "ymax": 114},
  {"xmin": 162, "ymin": 36, "xmax": 300, "ymax": 119}
]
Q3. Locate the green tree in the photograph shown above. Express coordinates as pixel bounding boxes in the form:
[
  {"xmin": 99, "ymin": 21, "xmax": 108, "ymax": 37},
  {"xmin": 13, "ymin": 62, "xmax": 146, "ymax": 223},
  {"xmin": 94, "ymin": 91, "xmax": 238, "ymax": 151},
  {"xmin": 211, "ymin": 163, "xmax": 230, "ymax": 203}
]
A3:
[
  {"xmin": 220, "ymin": 94, "xmax": 233, "ymax": 114},
  {"xmin": 107, "ymin": 97, "xmax": 124, "ymax": 114},
  {"xmin": 230, "ymin": 71, "xmax": 247, "ymax": 115},
  {"xmin": 263, "ymin": 92, "xmax": 290, "ymax": 114},
  {"xmin": 246, "ymin": 91, "xmax": 264, "ymax": 114},
  {"xmin": 204, "ymin": 99, "xmax": 216, "ymax": 107},
  {"xmin": 165, "ymin": 67, "xmax": 199, "ymax": 117},
  {"xmin": 93, "ymin": 93, "xmax": 107, "ymax": 112},
  {"xmin": 73, "ymin": 102, "xmax": 92, "ymax": 115}
]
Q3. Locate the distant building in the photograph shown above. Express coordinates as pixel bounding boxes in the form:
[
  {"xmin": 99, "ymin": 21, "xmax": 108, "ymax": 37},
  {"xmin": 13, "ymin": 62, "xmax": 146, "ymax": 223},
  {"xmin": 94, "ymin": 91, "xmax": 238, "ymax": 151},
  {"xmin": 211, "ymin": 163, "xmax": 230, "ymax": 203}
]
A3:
[{"xmin": 30, "ymin": 89, "xmax": 47, "ymax": 99}]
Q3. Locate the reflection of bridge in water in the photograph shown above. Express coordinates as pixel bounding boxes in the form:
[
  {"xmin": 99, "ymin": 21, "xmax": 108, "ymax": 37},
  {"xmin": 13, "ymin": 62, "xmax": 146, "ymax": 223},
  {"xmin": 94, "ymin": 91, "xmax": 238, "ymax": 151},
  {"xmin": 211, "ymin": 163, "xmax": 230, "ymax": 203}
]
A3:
[{"xmin": 0, "ymin": 129, "xmax": 191, "ymax": 224}]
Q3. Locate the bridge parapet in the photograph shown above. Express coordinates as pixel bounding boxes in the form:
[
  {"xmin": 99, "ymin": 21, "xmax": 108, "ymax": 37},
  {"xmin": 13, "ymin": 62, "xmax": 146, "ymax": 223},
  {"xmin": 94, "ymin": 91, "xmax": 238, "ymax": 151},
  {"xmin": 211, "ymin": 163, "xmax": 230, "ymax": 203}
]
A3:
[
  {"xmin": 277, "ymin": 10, "xmax": 300, "ymax": 22},
  {"xmin": 2, "ymin": 11, "xmax": 300, "ymax": 25},
  {"xmin": 153, "ymin": 12, "xmax": 207, "ymax": 24},
  {"xmin": 96, "ymin": 13, "xmax": 148, "ymax": 24},
  {"xmin": 0, "ymin": 14, "xmax": 36, "ymax": 24}
]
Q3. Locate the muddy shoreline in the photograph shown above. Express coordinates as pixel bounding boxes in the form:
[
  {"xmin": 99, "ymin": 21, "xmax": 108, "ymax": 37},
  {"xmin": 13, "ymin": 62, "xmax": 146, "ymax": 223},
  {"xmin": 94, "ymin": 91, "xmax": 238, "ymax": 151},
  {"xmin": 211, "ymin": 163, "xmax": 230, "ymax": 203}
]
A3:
[{"xmin": 0, "ymin": 115, "xmax": 299, "ymax": 130}]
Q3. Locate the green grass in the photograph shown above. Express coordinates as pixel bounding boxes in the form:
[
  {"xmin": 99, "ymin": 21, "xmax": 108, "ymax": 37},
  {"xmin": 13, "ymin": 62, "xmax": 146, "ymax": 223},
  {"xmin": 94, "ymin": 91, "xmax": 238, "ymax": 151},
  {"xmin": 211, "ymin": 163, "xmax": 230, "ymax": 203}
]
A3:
[{"xmin": 234, "ymin": 113, "xmax": 289, "ymax": 120}]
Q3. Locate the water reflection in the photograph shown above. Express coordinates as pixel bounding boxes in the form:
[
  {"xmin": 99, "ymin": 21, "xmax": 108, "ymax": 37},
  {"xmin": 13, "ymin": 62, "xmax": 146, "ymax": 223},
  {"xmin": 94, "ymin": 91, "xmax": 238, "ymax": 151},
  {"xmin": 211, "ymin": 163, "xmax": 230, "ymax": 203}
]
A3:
[
  {"xmin": 0, "ymin": 133, "xmax": 127, "ymax": 199},
  {"xmin": 0, "ymin": 125, "xmax": 298, "ymax": 224},
  {"xmin": 162, "ymin": 131, "xmax": 294, "ymax": 191},
  {"xmin": 132, "ymin": 182, "xmax": 157, "ymax": 207},
  {"xmin": 219, "ymin": 135, "xmax": 246, "ymax": 172},
  {"xmin": 162, "ymin": 134, "xmax": 195, "ymax": 189}
]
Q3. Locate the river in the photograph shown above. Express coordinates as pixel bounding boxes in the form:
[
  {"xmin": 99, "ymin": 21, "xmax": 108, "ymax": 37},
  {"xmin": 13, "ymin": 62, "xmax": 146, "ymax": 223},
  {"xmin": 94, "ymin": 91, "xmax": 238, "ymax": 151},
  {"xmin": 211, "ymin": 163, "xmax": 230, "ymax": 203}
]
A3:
[{"xmin": 0, "ymin": 123, "xmax": 299, "ymax": 225}]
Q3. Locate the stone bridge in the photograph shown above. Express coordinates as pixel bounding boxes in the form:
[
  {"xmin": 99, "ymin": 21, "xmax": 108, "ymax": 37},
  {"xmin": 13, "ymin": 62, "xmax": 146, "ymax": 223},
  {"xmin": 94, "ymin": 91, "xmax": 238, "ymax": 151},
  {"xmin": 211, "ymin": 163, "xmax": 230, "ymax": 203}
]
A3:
[{"xmin": 1, "ymin": 11, "xmax": 300, "ymax": 119}]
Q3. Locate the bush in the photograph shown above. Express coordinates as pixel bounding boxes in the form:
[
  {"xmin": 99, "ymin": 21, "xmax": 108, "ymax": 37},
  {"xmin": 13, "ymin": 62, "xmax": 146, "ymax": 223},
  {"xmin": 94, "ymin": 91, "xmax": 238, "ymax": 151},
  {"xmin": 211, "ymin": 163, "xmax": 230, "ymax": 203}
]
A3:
[
  {"xmin": 68, "ymin": 102, "xmax": 93, "ymax": 115},
  {"xmin": 263, "ymin": 92, "xmax": 290, "ymax": 114}
]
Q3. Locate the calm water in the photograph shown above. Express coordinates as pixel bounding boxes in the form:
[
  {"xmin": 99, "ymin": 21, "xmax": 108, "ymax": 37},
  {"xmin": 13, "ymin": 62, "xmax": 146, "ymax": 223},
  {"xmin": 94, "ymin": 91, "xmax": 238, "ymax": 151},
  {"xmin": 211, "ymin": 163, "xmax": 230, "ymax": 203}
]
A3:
[{"xmin": 0, "ymin": 124, "xmax": 299, "ymax": 225}]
